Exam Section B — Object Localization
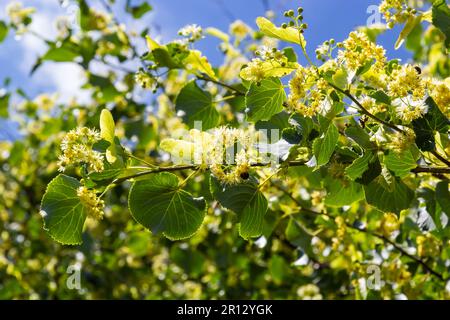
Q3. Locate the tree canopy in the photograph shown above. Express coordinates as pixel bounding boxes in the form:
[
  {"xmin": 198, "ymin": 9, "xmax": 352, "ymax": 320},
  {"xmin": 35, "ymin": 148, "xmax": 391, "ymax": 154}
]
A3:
[{"xmin": 0, "ymin": 0, "xmax": 450, "ymax": 300}]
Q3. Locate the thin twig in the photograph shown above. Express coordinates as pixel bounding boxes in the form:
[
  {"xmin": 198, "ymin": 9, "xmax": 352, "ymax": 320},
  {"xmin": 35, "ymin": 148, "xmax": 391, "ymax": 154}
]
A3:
[{"xmin": 430, "ymin": 150, "xmax": 450, "ymax": 167}]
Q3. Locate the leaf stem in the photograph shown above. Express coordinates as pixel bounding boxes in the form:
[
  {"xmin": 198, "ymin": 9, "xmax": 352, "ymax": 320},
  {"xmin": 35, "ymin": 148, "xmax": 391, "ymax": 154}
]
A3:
[
  {"xmin": 178, "ymin": 169, "xmax": 199, "ymax": 188},
  {"xmin": 196, "ymin": 75, "xmax": 246, "ymax": 96},
  {"xmin": 327, "ymin": 82, "xmax": 403, "ymax": 133}
]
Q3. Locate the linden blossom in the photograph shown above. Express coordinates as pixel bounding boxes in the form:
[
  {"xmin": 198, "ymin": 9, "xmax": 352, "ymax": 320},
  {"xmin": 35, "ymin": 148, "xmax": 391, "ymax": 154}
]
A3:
[{"xmin": 177, "ymin": 304, "xmax": 211, "ymax": 318}]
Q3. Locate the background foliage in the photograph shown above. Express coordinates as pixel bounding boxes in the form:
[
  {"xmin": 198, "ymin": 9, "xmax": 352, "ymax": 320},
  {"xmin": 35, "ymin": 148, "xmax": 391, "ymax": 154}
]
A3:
[{"xmin": 0, "ymin": 0, "xmax": 450, "ymax": 300}]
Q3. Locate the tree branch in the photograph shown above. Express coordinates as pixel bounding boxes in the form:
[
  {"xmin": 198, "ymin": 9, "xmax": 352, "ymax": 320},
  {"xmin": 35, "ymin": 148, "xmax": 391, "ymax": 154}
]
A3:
[
  {"xmin": 430, "ymin": 150, "xmax": 450, "ymax": 167},
  {"xmin": 327, "ymin": 82, "xmax": 403, "ymax": 133},
  {"xmin": 196, "ymin": 75, "xmax": 246, "ymax": 96},
  {"xmin": 411, "ymin": 166, "xmax": 450, "ymax": 174},
  {"xmin": 112, "ymin": 161, "xmax": 449, "ymax": 185}
]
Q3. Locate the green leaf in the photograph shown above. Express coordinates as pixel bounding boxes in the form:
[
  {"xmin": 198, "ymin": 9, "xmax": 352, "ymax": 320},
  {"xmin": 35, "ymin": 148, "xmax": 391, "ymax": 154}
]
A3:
[
  {"xmin": 355, "ymin": 60, "xmax": 375, "ymax": 77},
  {"xmin": 88, "ymin": 168, "xmax": 123, "ymax": 181},
  {"xmin": 255, "ymin": 111, "xmax": 290, "ymax": 142},
  {"xmin": 405, "ymin": 21, "xmax": 423, "ymax": 54},
  {"xmin": 100, "ymin": 109, "xmax": 117, "ymax": 163},
  {"xmin": 184, "ymin": 50, "xmax": 217, "ymax": 80},
  {"xmin": 364, "ymin": 176, "xmax": 414, "ymax": 213},
  {"xmin": 128, "ymin": 172, "xmax": 206, "ymax": 240},
  {"xmin": 42, "ymin": 47, "xmax": 79, "ymax": 62},
  {"xmin": 282, "ymin": 127, "xmax": 302, "ymax": 144},
  {"xmin": 384, "ymin": 148, "xmax": 419, "ymax": 178},
  {"xmin": 332, "ymin": 68, "xmax": 348, "ymax": 90},
  {"xmin": 412, "ymin": 97, "xmax": 449, "ymax": 151},
  {"xmin": 344, "ymin": 151, "xmax": 382, "ymax": 185},
  {"xmin": 175, "ymin": 81, "xmax": 219, "ymax": 130},
  {"xmin": 245, "ymin": 78, "xmax": 286, "ymax": 123},
  {"xmin": 0, "ymin": 92, "xmax": 10, "ymax": 118},
  {"xmin": 345, "ymin": 119, "xmax": 376, "ymax": 150},
  {"xmin": 145, "ymin": 36, "xmax": 189, "ymax": 69},
  {"xmin": 369, "ymin": 90, "xmax": 391, "ymax": 105},
  {"xmin": 152, "ymin": 47, "xmax": 185, "ymax": 68},
  {"xmin": 345, "ymin": 152, "xmax": 374, "ymax": 181},
  {"xmin": 170, "ymin": 246, "xmax": 205, "ymax": 278},
  {"xmin": 313, "ymin": 123, "xmax": 339, "ymax": 166},
  {"xmin": 160, "ymin": 138, "xmax": 195, "ymax": 162},
  {"xmin": 269, "ymin": 255, "xmax": 289, "ymax": 284},
  {"xmin": 395, "ymin": 14, "xmax": 422, "ymax": 49},
  {"xmin": 432, "ymin": 0, "xmax": 450, "ymax": 48},
  {"xmin": 126, "ymin": 232, "xmax": 152, "ymax": 257},
  {"xmin": 40, "ymin": 175, "xmax": 87, "ymax": 245},
  {"xmin": 126, "ymin": 2, "xmax": 152, "ymax": 19},
  {"xmin": 282, "ymin": 47, "xmax": 298, "ymax": 62},
  {"xmin": 0, "ymin": 21, "xmax": 8, "ymax": 43},
  {"xmin": 240, "ymin": 60, "xmax": 298, "ymax": 81},
  {"xmin": 211, "ymin": 177, "xmax": 268, "ymax": 239},
  {"xmin": 289, "ymin": 114, "xmax": 314, "ymax": 143},
  {"xmin": 436, "ymin": 180, "xmax": 450, "ymax": 215},
  {"xmin": 325, "ymin": 178, "xmax": 364, "ymax": 206},
  {"xmin": 256, "ymin": 17, "xmax": 306, "ymax": 46},
  {"xmin": 285, "ymin": 218, "xmax": 313, "ymax": 256}
]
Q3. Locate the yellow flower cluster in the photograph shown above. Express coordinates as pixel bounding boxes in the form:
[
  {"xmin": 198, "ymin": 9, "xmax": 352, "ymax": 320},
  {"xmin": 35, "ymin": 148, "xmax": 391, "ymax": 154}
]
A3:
[
  {"xmin": 382, "ymin": 259, "xmax": 412, "ymax": 286},
  {"xmin": 297, "ymin": 284, "xmax": 323, "ymax": 300},
  {"xmin": 416, "ymin": 233, "xmax": 441, "ymax": 258},
  {"xmin": 6, "ymin": 1, "xmax": 35, "ymax": 27},
  {"xmin": 379, "ymin": 0, "xmax": 418, "ymax": 28},
  {"xmin": 310, "ymin": 190, "xmax": 325, "ymax": 208},
  {"xmin": 427, "ymin": 79, "xmax": 450, "ymax": 117},
  {"xmin": 361, "ymin": 68, "xmax": 389, "ymax": 90},
  {"xmin": 55, "ymin": 16, "xmax": 71, "ymax": 38},
  {"xmin": 388, "ymin": 128, "xmax": 416, "ymax": 153},
  {"xmin": 161, "ymin": 127, "xmax": 259, "ymax": 185},
  {"xmin": 315, "ymin": 39, "xmax": 335, "ymax": 61},
  {"xmin": 229, "ymin": 20, "xmax": 251, "ymax": 39},
  {"xmin": 393, "ymin": 96, "xmax": 427, "ymax": 123},
  {"xmin": 332, "ymin": 216, "xmax": 347, "ymax": 250},
  {"xmin": 201, "ymin": 127, "xmax": 259, "ymax": 185},
  {"xmin": 337, "ymin": 31, "xmax": 386, "ymax": 71},
  {"xmin": 243, "ymin": 58, "xmax": 266, "ymax": 82},
  {"xmin": 57, "ymin": 127, "xmax": 104, "ymax": 173},
  {"xmin": 388, "ymin": 64, "xmax": 425, "ymax": 99},
  {"xmin": 178, "ymin": 24, "xmax": 203, "ymax": 42},
  {"xmin": 34, "ymin": 94, "xmax": 57, "ymax": 111},
  {"xmin": 88, "ymin": 8, "xmax": 111, "ymax": 31},
  {"xmin": 135, "ymin": 70, "xmax": 156, "ymax": 90},
  {"xmin": 360, "ymin": 96, "xmax": 386, "ymax": 115},
  {"xmin": 380, "ymin": 213, "xmax": 400, "ymax": 236},
  {"xmin": 77, "ymin": 186, "xmax": 105, "ymax": 220},
  {"xmin": 287, "ymin": 66, "xmax": 327, "ymax": 117}
]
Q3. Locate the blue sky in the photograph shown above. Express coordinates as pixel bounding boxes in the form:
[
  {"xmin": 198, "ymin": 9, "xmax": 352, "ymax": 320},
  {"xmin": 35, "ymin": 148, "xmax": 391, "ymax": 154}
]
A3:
[{"xmin": 0, "ymin": 0, "xmax": 413, "ymax": 140}]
